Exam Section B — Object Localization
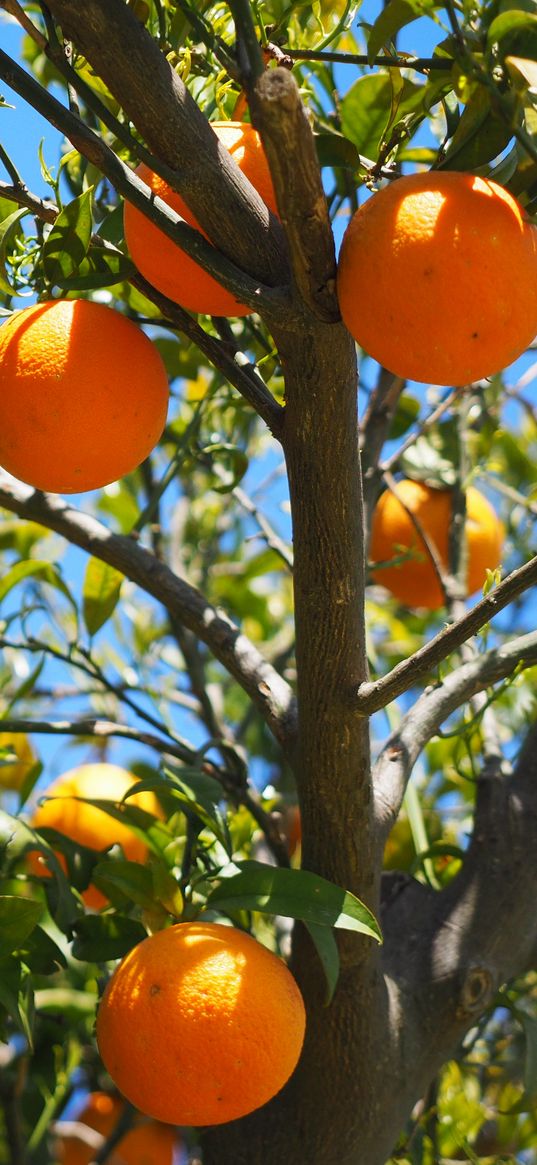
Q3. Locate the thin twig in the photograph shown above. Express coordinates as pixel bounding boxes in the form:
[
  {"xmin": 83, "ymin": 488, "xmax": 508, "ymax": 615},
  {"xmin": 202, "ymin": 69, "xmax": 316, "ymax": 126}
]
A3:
[
  {"xmin": 0, "ymin": 472, "xmax": 298, "ymax": 748},
  {"xmin": 284, "ymin": 47, "xmax": 453, "ymax": 72},
  {"xmin": 357, "ymin": 555, "xmax": 537, "ymax": 714},
  {"xmin": 373, "ymin": 630, "xmax": 537, "ymax": 833}
]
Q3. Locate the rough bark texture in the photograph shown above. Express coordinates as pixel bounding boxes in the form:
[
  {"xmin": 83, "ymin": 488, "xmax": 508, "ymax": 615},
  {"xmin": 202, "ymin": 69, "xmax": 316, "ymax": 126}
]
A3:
[{"xmin": 4, "ymin": 9, "xmax": 537, "ymax": 1165}]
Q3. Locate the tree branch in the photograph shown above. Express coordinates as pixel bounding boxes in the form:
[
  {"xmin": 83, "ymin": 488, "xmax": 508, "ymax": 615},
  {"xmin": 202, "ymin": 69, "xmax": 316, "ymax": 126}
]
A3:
[
  {"xmin": 249, "ymin": 67, "xmax": 339, "ymax": 322},
  {"xmin": 42, "ymin": 0, "xmax": 289, "ymax": 294},
  {"xmin": 373, "ymin": 630, "xmax": 537, "ymax": 833},
  {"xmin": 356, "ymin": 554, "xmax": 537, "ymax": 715},
  {"xmin": 0, "ymin": 47, "xmax": 291, "ymax": 324},
  {"xmin": 381, "ymin": 720, "xmax": 537, "ymax": 1127},
  {"xmin": 0, "ymin": 471, "xmax": 297, "ymax": 750},
  {"xmin": 1, "ymin": 716, "xmax": 291, "ymax": 865}
]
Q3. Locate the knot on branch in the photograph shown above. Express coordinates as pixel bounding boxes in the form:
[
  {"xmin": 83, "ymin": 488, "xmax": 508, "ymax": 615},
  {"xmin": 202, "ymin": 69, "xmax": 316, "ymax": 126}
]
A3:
[{"xmin": 456, "ymin": 965, "xmax": 495, "ymax": 1019}]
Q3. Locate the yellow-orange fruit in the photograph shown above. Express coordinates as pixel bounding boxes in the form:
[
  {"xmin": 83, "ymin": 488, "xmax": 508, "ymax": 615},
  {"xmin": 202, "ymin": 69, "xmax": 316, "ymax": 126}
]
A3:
[
  {"xmin": 57, "ymin": 1091, "xmax": 178, "ymax": 1165},
  {"xmin": 30, "ymin": 763, "xmax": 161, "ymax": 910},
  {"xmin": 0, "ymin": 299, "xmax": 168, "ymax": 493},
  {"xmin": 370, "ymin": 479, "xmax": 503, "ymax": 609},
  {"xmin": 337, "ymin": 171, "xmax": 537, "ymax": 385},
  {"xmin": 123, "ymin": 121, "xmax": 277, "ymax": 316},
  {"xmin": 96, "ymin": 920, "xmax": 306, "ymax": 1126},
  {"xmin": 0, "ymin": 732, "xmax": 36, "ymax": 791}
]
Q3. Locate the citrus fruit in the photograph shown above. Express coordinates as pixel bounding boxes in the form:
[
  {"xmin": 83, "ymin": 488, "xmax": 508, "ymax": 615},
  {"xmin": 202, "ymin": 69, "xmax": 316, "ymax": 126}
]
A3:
[
  {"xmin": 29, "ymin": 762, "xmax": 161, "ymax": 910},
  {"xmin": 123, "ymin": 121, "xmax": 278, "ymax": 316},
  {"xmin": 0, "ymin": 299, "xmax": 169, "ymax": 493},
  {"xmin": 337, "ymin": 171, "xmax": 537, "ymax": 385},
  {"xmin": 57, "ymin": 1091, "xmax": 178, "ymax": 1165},
  {"xmin": 0, "ymin": 732, "xmax": 36, "ymax": 792},
  {"xmin": 370, "ymin": 479, "xmax": 503, "ymax": 609},
  {"xmin": 96, "ymin": 920, "xmax": 306, "ymax": 1126}
]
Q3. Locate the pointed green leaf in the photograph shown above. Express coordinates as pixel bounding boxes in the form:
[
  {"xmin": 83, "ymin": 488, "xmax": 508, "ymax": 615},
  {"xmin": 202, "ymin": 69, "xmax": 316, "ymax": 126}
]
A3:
[
  {"xmin": 206, "ymin": 861, "xmax": 382, "ymax": 942},
  {"xmin": 0, "ymin": 896, "xmax": 43, "ymax": 957},
  {"xmin": 83, "ymin": 556, "xmax": 124, "ymax": 635},
  {"xmin": 439, "ymin": 88, "xmax": 515, "ymax": 170},
  {"xmin": 487, "ymin": 11, "xmax": 537, "ymax": 63},
  {"xmin": 304, "ymin": 920, "xmax": 340, "ymax": 1005},
  {"xmin": 0, "ymin": 207, "xmax": 28, "ymax": 295},
  {"xmin": 367, "ymin": 0, "xmax": 442, "ymax": 65},
  {"xmin": 70, "ymin": 914, "xmax": 147, "ymax": 962},
  {"xmin": 53, "ymin": 245, "xmax": 134, "ymax": 292},
  {"xmin": 92, "ymin": 858, "xmax": 156, "ymax": 910},
  {"xmin": 0, "ymin": 956, "xmax": 34, "ymax": 1046},
  {"xmin": 42, "ymin": 188, "xmax": 93, "ymax": 286},
  {"xmin": 0, "ymin": 559, "xmax": 76, "ymax": 611}
]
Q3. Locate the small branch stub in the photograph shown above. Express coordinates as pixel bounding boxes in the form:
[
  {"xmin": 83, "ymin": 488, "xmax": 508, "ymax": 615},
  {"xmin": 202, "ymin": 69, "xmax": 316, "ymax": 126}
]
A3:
[{"xmin": 456, "ymin": 965, "xmax": 495, "ymax": 1019}]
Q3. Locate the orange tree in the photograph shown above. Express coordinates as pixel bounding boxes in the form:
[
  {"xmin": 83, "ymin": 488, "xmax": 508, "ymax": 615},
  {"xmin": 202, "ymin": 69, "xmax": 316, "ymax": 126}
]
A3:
[{"xmin": 0, "ymin": 1, "xmax": 537, "ymax": 1163}]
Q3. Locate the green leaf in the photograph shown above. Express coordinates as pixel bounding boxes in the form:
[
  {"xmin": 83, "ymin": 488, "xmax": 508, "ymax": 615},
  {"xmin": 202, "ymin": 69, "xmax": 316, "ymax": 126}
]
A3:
[
  {"xmin": 315, "ymin": 132, "xmax": 361, "ymax": 170},
  {"xmin": 82, "ymin": 556, "xmax": 124, "ymax": 635},
  {"xmin": 34, "ymin": 987, "xmax": 97, "ymax": 1017},
  {"xmin": 439, "ymin": 88, "xmax": 515, "ymax": 170},
  {"xmin": 367, "ymin": 0, "xmax": 442, "ymax": 64},
  {"xmin": 0, "ymin": 895, "xmax": 43, "ymax": 957},
  {"xmin": 206, "ymin": 861, "xmax": 382, "ymax": 942},
  {"xmin": 53, "ymin": 245, "xmax": 134, "ymax": 292},
  {"xmin": 160, "ymin": 766, "xmax": 232, "ymax": 854},
  {"xmin": 200, "ymin": 443, "xmax": 249, "ymax": 493},
  {"xmin": 487, "ymin": 11, "xmax": 537, "ymax": 63},
  {"xmin": 505, "ymin": 54, "xmax": 537, "ymax": 94},
  {"xmin": 304, "ymin": 920, "xmax": 340, "ymax": 1005},
  {"xmin": 0, "ymin": 559, "xmax": 76, "ymax": 611},
  {"xmin": 0, "ymin": 956, "xmax": 34, "ymax": 1046},
  {"xmin": 18, "ymin": 925, "xmax": 67, "ymax": 975},
  {"xmin": 4, "ymin": 655, "xmax": 45, "ymax": 716},
  {"xmin": 400, "ymin": 431, "xmax": 458, "ymax": 487},
  {"xmin": 92, "ymin": 858, "xmax": 156, "ymax": 910},
  {"xmin": 76, "ymin": 798, "xmax": 171, "ymax": 858},
  {"xmin": 70, "ymin": 914, "xmax": 147, "ymax": 962},
  {"xmin": 0, "ymin": 207, "xmax": 28, "ymax": 296},
  {"xmin": 501, "ymin": 1010, "xmax": 537, "ymax": 1114},
  {"xmin": 340, "ymin": 74, "xmax": 393, "ymax": 159},
  {"xmin": 340, "ymin": 73, "xmax": 425, "ymax": 162},
  {"xmin": 42, "ymin": 188, "xmax": 93, "ymax": 286},
  {"xmin": 389, "ymin": 394, "xmax": 421, "ymax": 440}
]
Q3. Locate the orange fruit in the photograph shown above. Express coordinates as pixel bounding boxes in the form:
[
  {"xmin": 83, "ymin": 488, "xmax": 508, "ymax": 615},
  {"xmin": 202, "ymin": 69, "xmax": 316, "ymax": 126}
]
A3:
[
  {"xmin": 29, "ymin": 763, "xmax": 161, "ymax": 910},
  {"xmin": 370, "ymin": 479, "xmax": 503, "ymax": 609},
  {"xmin": 0, "ymin": 732, "xmax": 36, "ymax": 792},
  {"xmin": 96, "ymin": 920, "xmax": 306, "ymax": 1126},
  {"xmin": 337, "ymin": 171, "xmax": 537, "ymax": 385},
  {"xmin": 57, "ymin": 1091, "xmax": 178, "ymax": 1165},
  {"xmin": 0, "ymin": 299, "xmax": 168, "ymax": 493},
  {"xmin": 123, "ymin": 121, "xmax": 278, "ymax": 316}
]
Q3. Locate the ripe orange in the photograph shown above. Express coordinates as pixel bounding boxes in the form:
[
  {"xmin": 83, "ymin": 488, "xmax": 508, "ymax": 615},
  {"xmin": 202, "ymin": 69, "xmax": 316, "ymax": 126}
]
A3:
[
  {"xmin": 29, "ymin": 763, "xmax": 161, "ymax": 910},
  {"xmin": 123, "ymin": 121, "xmax": 278, "ymax": 316},
  {"xmin": 0, "ymin": 299, "xmax": 168, "ymax": 493},
  {"xmin": 57, "ymin": 1091, "xmax": 178, "ymax": 1165},
  {"xmin": 96, "ymin": 920, "xmax": 306, "ymax": 1126},
  {"xmin": 0, "ymin": 732, "xmax": 36, "ymax": 792},
  {"xmin": 370, "ymin": 479, "xmax": 503, "ymax": 609},
  {"xmin": 337, "ymin": 171, "xmax": 537, "ymax": 385}
]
